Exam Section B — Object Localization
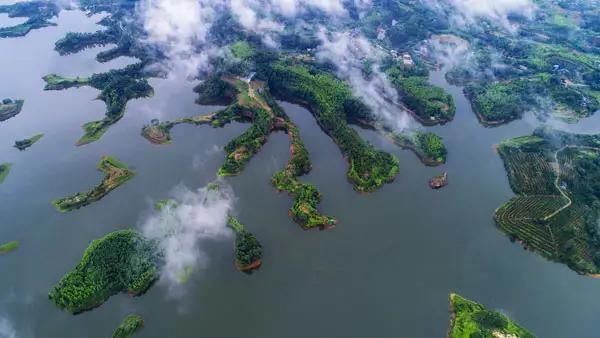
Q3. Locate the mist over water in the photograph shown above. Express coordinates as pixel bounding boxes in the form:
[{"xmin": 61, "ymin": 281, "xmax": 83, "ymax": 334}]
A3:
[
  {"xmin": 140, "ymin": 182, "xmax": 235, "ymax": 295},
  {"xmin": 2, "ymin": 7, "xmax": 600, "ymax": 338}
]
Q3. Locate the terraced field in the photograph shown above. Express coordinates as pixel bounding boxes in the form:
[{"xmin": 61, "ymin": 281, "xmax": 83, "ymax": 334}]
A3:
[
  {"xmin": 495, "ymin": 196, "xmax": 564, "ymax": 258},
  {"xmin": 495, "ymin": 128, "xmax": 600, "ymax": 274},
  {"xmin": 497, "ymin": 145, "xmax": 557, "ymax": 195}
]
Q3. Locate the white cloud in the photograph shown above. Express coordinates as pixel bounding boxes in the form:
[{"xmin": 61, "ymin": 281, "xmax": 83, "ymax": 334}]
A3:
[
  {"xmin": 0, "ymin": 317, "xmax": 16, "ymax": 338},
  {"xmin": 424, "ymin": 0, "xmax": 536, "ymax": 31},
  {"xmin": 140, "ymin": 182, "xmax": 235, "ymax": 294},
  {"xmin": 139, "ymin": 0, "xmax": 359, "ymax": 72},
  {"xmin": 316, "ymin": 29, "xmax": 412, "ymax": 131},
  {"xmin": 140, "ymin": 0, "xmax": 224, "ymax": 77}
]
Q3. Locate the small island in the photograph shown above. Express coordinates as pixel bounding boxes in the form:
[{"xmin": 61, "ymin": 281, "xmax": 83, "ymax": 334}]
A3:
[
  {"xmin": 448, "ymin": 293, "xmax": 536, "ymax": 338},
  {"xmin": 52, "ymin": 156, "xmax": 135, "ymax": 212},
  {"xmin": 0, "ymin": 163, "xmax": 13, "ymax": 184},
  {"xmin": 0, "ymin": 98, "xmax": 24, "ymax": 122},
  {"xmin": 14, "ymin": 133, "xmax": 43, "ymax": 151},
  {"xmin": 228, "ymin": 217, "xmax": 263, "ymax": 272},
  {"xmin": 112, "ymin": 314, "xmax": 144, "ymax": 338},
  {"xmin": 429, "ymin": 172, "xmax": 448, "ymax": 189},
  {"xmin": 49, "ymin": 230, "xmax": 160, "ymax": 314},
  {"xmin": 0, "ymin": 240, "xmax": 19, "ymax": 254}
]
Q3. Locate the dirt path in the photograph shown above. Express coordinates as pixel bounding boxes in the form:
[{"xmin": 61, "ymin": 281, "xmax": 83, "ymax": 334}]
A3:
[{"xmin": 543, "ymin": 145, "xmax": 600, "ymax": 220}]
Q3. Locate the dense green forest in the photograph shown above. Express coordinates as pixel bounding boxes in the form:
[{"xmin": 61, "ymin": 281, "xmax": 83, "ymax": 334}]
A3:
[
  {"xmin": 227, "ymin": 217, "xmax": 263, "ymax": 271},
  {"xmin": 385, "ymin": 64, "xmax": 455, "ymax": 125},
  {"xmin": 495, "ymin": 128, "xmax": 600, "ymax": 274},
  {"xmin": 49, "ymin": 230, "xmax": 160, "ymax": 314},
  {"xmin": 263, "ymin": 60, "xmax": 399, "ymax": 192},
  {"xmin": 448, "ymin": 293, "xmax": 536, "ymax": 338}
]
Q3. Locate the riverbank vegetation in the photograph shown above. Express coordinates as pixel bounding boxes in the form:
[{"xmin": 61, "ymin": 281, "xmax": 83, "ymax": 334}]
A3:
[
  {"xmin": 112, "ymin": 314, "xmax": 144, "ymax": 338},
  {"xmin": 0, "ymin": 99, "xmax": 24, "ymax": 122},
  {"xmin": 495, "ymin": 127, "xmax": 600, "ymax": 274},
  {"xmin": 0, "ymin": 1, "xmax": 59, "ymax": 38},
  {"xmin": 14, "ymin": 133, "xmax": 43, "ymax": 151},
  {"xmin": 0, "ymin": 163, "xmax": 12, "ymax": 184},
  {"xmin": 49, "ymin": 230, "xmax": 159, "ymax": 314},
  {"xmin": 52, "ymin": 156, "xmax": 135, "ymax": 212},
  {"xmin": 0, "ymin": 240, "xmax": 19, "ymax": 254},
  {"xmin": 228, "ymin": 217, "xmax": 262, "ymax": 272},
  {"xmin": 448, "ymin": 293, "xmax": 536, "ymax": 338}
]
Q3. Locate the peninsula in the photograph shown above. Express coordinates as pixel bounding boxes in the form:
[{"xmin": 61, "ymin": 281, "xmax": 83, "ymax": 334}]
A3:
[
  {"xmin": 52, "ymin": 156, "xmax": 135, "ymax": 212},
  {"xmin": 495, "ymin": 127, "xmax": 600, "ymax": 275},
  {"xmin": 448, "ymin": 293, "xmax": 536, "ymax": 338},
  {"xmin": 228, "ymin": 217, "xmax": 263, "ymax": 272}
]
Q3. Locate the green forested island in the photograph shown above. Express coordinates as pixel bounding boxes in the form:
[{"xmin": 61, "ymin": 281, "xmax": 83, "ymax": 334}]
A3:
[
  {"xmin": 112, "ymin": 314, "xmax": 144, "ymax": 338},
  {"xmin": 0, "ymin": 98, "xmax": 24, "ymax": 122},
  {"xmin": 49, "ymin": 230, "xmax": 159, "ymax": 314},
  {"xmin": 448, "ymin": 293, "xmax": 536, "ymax": 338},
  {"xmin": 14, "ymin": 133, "xmax": 43, "ymax": 151},
  {"xmin": 228, "ymin": 217, "xmax": 263, "ymax": 272},
  {"xmin": 52, "ymin": 156, "xmax": 135, "ymax": 212},
  {"xmin": 0, "ymin": 240, "xmax": 19, "ymax": 254},
  {"xmin": 495, "ymin": 128, "xmax": 600, "ymax": 274},
  {"xmin": 0, "ymin": 163, "xmax": 12, "ymax": 184}
]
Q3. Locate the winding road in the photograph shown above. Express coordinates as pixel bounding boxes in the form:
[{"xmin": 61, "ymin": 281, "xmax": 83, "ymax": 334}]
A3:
[{"xmin": 543, "ymin": 145, "xmax": 600, "ymax": 221}]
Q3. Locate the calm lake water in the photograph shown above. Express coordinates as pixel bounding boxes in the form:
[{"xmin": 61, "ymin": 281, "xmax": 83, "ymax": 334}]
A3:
[{"xmin": 1, "ymin": 10, "xmax": 600, "ymax": 338}]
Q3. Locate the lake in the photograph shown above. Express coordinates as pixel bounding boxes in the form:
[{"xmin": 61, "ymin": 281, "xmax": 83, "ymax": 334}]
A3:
[{"xmin": 1, "ymin": 9, "xmax": 600, "ymax": 338}]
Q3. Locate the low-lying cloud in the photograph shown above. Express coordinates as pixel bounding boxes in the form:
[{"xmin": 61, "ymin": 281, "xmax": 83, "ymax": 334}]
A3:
[
  {"xmin": 0, "ymin": 317, "xmax": 16, "ymax": 338},
  {"xmin": 424, "ymin": 0, "xmax": 536, "ymax": 31},
  {"xmin": 138, "ymin": 0, "xmax": 373, "ymax": 75},
  {"xmin": 140, "ymin": 182, "xmax": 235, "ymax": 294},
  {"xmin": 140, "ymin": 0, "xmax": 222, "ymax": 78},
  {"xmin": 316, "ymin": 29, "xmax": 412, "ymax": 131}
]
